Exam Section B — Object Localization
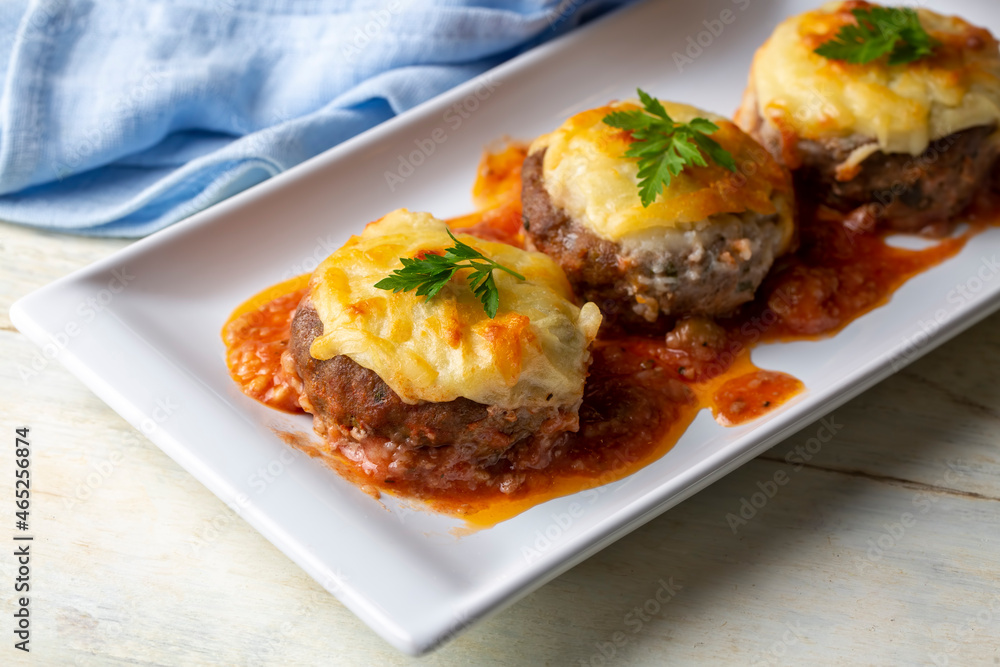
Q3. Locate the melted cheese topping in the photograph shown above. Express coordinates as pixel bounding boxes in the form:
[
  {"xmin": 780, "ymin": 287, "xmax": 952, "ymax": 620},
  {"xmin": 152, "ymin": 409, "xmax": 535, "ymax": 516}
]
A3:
[
  {"xmin": 747, "ymin": 1, "xmax": 1000, "ymax": 155},
  {"xmin": 531, "ymin": 100, "xmax": 795, "ymax": 251},
  {"xmin": 308, "ymin": 209, "xmax": 602, "ymax": 409}
]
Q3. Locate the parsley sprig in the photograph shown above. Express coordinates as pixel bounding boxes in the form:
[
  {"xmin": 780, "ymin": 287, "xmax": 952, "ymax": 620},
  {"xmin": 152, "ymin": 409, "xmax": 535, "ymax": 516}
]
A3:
[
  {"xmin": 814, "ymin": 6, "xmax": 940, "ymax": 66},
  {"xmin": 373, "ymin": 229, "xmax": 525, "ymax": 318},
  {"xmin": 603, "ymin": 89, "xmax": 737, "ymax": 207}
]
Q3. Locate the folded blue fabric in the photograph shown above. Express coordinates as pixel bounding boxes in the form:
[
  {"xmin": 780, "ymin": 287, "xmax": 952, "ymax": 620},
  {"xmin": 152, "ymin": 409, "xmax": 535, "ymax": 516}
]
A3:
[{"xmin": 0, "ymin": 0, "xmax": 632, "ymax": 237}]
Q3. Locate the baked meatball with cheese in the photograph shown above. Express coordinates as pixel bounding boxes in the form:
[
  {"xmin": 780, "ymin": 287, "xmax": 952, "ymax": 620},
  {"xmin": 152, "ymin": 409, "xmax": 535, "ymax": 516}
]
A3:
[
  {"xmin": 522, "ymin": 100, "xmax": 795, "ymax": 333},
  {"xmin": 287, "ymin": 209, "xmax": 602, "ymax": 496},
  {"xmin": 736, "ymin": 1, "xmax": 1000, "ymax": 234}
]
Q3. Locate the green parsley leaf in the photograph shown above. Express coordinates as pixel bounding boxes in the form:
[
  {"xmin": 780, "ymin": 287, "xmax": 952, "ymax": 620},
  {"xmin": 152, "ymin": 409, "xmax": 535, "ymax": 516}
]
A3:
[
  {"xmin": 814, "ymin": 6, "xmax": 940, "ymax": 66},
  {"xmin": 603, "ymin": 88, "xmax": 737, "ymax": 207},
  {"xmin": 373, "ymin": 229, "xmax": 526, "ymax": 318}
]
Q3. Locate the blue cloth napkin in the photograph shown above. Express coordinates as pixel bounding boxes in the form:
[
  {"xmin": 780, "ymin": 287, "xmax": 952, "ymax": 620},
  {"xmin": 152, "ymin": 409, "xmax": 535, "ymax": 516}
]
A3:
[{"xmin": 0, "ymin": 0, "xmax": 632, "ymax": 237}]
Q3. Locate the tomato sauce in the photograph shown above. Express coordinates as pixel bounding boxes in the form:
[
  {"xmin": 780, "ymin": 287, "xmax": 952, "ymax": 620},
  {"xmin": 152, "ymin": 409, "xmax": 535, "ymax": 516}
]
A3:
[
  {"xmin": 223, "ymin": 142, "xmax": 998, "ymax": 525},
  {"xmin": 223, "ymin": 275, "xmax": 309, "ymax": 414}
]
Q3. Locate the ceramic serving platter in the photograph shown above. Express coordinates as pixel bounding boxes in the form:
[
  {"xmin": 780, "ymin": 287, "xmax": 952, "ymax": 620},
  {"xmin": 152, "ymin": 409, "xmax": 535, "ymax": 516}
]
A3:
[{"xmin": 11, "ymin": 0, "xmax": 1000, "ymax": 654}]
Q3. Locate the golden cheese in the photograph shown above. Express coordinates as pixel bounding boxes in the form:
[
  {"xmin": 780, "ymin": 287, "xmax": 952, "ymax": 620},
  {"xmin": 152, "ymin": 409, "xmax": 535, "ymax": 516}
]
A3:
[
  {"xmin": 746, "ymin": 1, "xmax": 1000, "ymax": 155},
  {"xmin": 531, "ymin": 100, "xmax": 795, "ymax": 251},
  {"xmin": 308, "ymin": 209, "xmax": 602, "ymax": 409}
]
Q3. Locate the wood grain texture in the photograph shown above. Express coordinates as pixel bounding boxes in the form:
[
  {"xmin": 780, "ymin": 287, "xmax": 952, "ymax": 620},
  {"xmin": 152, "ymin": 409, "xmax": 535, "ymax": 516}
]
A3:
[
  {"xmin": 2, "ymin": 222, "xmax": 999, "ymax": 666},
  {"xmin": 0, "ymin": 224, "xmax": 129, "ymax": 331}
]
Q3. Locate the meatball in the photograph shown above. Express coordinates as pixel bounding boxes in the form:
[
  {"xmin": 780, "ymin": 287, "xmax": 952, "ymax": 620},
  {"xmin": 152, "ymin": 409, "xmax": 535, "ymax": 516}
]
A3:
[
  {"xmin": 284, "ymin": 209, "xmax": 601, "ymax": 497},
  {"xmin": 740, "ymin": 92, "xmax": 1000, "ymax": 235},
  {"xmin": 523, "ymin": 150, "xmax": 786, "ymax": 331},
  {"xmin": 736, "ymin": 1, "xmax": 1000, "ymax": 234},
  {"xmin": 288, "ymin": 300, "xmax": 576, "ymax": 495},
  {"xmin": 521, "ymin": 100, "xmax": 795, "ymax": 333}
]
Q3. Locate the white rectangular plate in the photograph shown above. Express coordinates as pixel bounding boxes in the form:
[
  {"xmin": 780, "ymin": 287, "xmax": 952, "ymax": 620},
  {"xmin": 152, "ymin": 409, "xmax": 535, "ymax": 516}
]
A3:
[{"xmin": 12, "ymin": 0, "xmax": 1000, "ymax": 655}]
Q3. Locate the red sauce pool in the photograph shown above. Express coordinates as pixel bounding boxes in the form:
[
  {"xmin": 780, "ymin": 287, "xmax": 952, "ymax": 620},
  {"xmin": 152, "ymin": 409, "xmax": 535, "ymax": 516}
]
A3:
[
  {"xmin": 223, "ymin": 142, "xmax": 997, "ymax": 526},
  {"xmin": 223, "ymin": 276, "xmax": 309, "ymax": 414}
]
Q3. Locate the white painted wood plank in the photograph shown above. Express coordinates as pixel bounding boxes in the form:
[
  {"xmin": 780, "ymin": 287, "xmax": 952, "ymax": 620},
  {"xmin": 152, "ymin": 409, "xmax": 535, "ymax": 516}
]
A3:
[{"xmin": 0, "ymin": 224, "xmax": 130, "ymax": 330}]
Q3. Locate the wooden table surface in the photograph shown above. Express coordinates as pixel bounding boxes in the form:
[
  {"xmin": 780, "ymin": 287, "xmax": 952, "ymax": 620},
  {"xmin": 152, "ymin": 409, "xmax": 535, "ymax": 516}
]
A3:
[{"xmin": 2, "ymin": 220, "xmax": 999, "ymax": 666}]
